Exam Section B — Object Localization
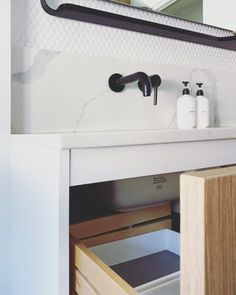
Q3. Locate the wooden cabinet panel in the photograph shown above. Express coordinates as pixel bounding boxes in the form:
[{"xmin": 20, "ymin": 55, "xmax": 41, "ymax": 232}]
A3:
[{"xmin": 181, "ymin": 166, "xmax": 236, "ymax": 295}]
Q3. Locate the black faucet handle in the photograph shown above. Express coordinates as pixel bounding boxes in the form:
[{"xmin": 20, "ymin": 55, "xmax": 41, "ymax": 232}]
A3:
[
  {"xmin": 150, "ymin": 75, "xmax": 162, "ymax": 88},
  {"xmin": 150, "ymin": 75, "xmax": 161, "ymax": 106},
  {"xmin": 153, "ymin": 84, "xmax": 158, "ymax": 106},
  {"xmin": 138, "ymin": 74, "xmax": 161, "ymax": 105}
]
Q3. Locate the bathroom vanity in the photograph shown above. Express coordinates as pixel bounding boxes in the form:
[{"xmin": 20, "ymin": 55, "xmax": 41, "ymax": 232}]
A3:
[{"xmin": 10, "ymin": 129, "xmax": 236, "ymax": 295}]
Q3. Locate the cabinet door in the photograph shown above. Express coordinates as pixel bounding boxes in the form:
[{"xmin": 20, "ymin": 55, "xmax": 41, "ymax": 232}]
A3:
[{"xmin": 181, "ymin": 166, "xmax": 236, "ymax": 295}]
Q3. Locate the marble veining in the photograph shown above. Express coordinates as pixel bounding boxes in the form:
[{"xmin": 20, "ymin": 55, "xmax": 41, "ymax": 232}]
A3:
[
  {"xmin": 12, "ymin": 50, "xmax": 60, "ymax": 84},
  {"xmin": 74, "ymin": 89, "xmax": 110, "ymax": 132},
  {"xmin": 167, "ymin": 113, "xmax": 177, "ymax": 129},
  {"xmin": 11, "ymin": 46, "xmax": 236, "ymax": 134}
]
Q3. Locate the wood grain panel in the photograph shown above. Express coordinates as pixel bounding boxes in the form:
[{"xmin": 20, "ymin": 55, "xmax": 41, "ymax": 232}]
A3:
[
  {"xmin": 81, "ymin": 218, "xmax": 171, "ymax": 247},
  {"xmin": 205, "ymin": 174, "xmax": 236, "ymax": 295},
  {"xmin": 73, "ymin": 243, "xmax": 138, "ymax": 295},
  {"xmin": 181, "ymin": 166, "xmax": 236, "ymax": 295},
  {"xmin": 180, "ymin": 173, "xmax": 205, "ymax": 295},
  {"xmin": 70, "ymin": 203, "xmax": 171, "ymax": 240}
]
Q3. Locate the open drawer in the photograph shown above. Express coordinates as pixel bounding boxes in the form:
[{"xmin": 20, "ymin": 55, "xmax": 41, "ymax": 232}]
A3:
[
  {"xmin": 71, "ymin": 229, "xmax": 180, "ymax": 295},
  {"xmin": 71, "ymin": 165, "xmax": 236, "ymax": 295}
]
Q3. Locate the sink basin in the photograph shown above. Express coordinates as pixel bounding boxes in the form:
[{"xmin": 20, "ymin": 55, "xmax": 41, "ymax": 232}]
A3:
[{"xmin": 97, "ymin": 172, "xmax": 180, "ymax": 212}]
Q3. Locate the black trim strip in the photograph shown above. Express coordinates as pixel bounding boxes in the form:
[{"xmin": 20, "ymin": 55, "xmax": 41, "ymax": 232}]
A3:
[{"xmin": 41, "ymin": 0, "xmax": 236, "ymax": 51}]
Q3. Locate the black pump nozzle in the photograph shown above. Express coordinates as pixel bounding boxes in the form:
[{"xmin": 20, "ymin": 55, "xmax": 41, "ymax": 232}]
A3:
[
  {"xmin": 182, "ymin": 81, "xmax": 190, "ymax": 95},
  {"xmin": 183, "ymin": 81, "xmax": 189, "ymax": 87},
  {"xmin": 197, "ymin": 83, "xmax": 203, "ymax": 88},
  {"xmin": 196, "ymin": 83, "xmax": 204, "ymax": 96}
]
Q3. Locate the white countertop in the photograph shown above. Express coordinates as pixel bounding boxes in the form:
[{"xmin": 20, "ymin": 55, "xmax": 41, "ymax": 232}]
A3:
[{"xmin": 10, "ymin": 127, "xmax": 236, "ymax": 149}]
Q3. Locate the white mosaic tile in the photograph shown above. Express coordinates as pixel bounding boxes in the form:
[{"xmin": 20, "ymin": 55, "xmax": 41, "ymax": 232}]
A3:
[{"xmin": 12, "ymin": 0, "xmax": 236, "ymax": 72}]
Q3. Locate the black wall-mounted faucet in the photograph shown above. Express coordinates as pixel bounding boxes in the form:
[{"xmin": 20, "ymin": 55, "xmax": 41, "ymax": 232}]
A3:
[{"xmin": 108, "ymin": 72, "xmax": 161, "ymax": 105}]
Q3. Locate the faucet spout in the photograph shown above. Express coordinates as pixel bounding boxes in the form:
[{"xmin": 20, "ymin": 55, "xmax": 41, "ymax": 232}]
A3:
[
  {"xmin": 118, "ymin": 72, "xmax": 152, "ymax": 97},
  {"xmin": 109, "ymin": 72, "xmax": 152, "ymax": 97}
]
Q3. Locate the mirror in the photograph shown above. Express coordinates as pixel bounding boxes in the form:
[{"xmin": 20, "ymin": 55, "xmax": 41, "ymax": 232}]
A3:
[
  {"xmin": 110, "ymin": 0, "xmax": 236, "ymax": 31},
  {"xmin": 41, "ymin": 0, "xmax": 236, "ymax": 51}
]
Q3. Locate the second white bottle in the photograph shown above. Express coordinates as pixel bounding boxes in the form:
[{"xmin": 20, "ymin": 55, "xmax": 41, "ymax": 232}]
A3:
[
  {"xmin": 196, "ymin": 83, "xmax": 209, "ymax": 129},
  {"xmin": 177, "ymin": 81, "xmax": 196, "ymax": 129}
]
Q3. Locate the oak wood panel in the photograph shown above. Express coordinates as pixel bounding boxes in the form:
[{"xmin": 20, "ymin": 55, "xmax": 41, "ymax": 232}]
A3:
[
  {"xmin": 181, "ymin": 166, "xmax": 236, "ymax": 295},
  {"xmin": 73, "ymin": 243, "xmax": 138, "ymax": 295},
  {"xmin": 205, "ymin": 173, "xmax": 236, "ymax": 295},
  {"xmin": 181, "ymin": 174, "xmax": 205, "ymax": 295},
  {"xmin": 70, "ymin": 203, "xmax": 171, "ymax": 240},
  {"xmin": 81, "ymin": 218, "xmax": 171, "ymax": 247}
]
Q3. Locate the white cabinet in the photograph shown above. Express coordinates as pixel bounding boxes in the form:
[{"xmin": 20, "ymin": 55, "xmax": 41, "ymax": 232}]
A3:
[
  {"xmin": 10, "ymin": 134, "xmax": 236, "ymax": 295},
  {"xmin": 71, "ymin": 139, "xmax": 236, "ymax": 185}
]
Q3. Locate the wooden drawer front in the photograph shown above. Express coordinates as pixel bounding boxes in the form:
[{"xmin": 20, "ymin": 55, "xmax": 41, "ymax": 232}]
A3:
[
  {"xmin": 74, "ymin": 243, "xmax": 138, "ymax": 295},
  {"xmin": 70, "ymin": 205, "xmax": 172, "ymax": 294},
  {"xmin": 71, "ymin": 229, "xmax": 180, "ymax": 295}
]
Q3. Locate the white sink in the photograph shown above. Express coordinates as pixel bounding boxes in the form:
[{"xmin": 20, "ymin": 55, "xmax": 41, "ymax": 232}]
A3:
[{"xmin": 97, "ymin": 172, "xmax": 180, "ymax": 212}]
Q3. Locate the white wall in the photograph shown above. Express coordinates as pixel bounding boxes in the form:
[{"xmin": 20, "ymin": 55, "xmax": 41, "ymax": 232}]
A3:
[
  {"xmin": 11, "ymin": 0, "xmax": 236, "ymax": 134},
  {"xmin": 0, "ymin": 1, "xmax": 11, "ymax": 294},
  {"xmin": 11, "ymin": 47, "xmax": 236, "ymax": 133}
]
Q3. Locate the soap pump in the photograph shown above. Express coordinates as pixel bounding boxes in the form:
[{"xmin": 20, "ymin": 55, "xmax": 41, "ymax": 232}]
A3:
[
  {"xmin": 177, "ymin": 81, "xmax": 196, "ymax": 129},
  {"xmin": 196, "ymin": 83, "xmax": 209, "ymax": 129}
]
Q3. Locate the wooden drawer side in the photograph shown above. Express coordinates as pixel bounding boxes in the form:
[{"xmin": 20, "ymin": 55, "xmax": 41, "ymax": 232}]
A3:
[
  {"xmin": 71, "ymin": 267, "xmax": 99, "ymax": 295},
  {"xmin": 70, "ymin": 203, "xmax": 171, "ymax": 241},
  {"xmin": 80, "ymin": 218, "xmax": 171, "ymax": 247},
  {"xmin": 73, "ymin": 243, "xmax": 138, "ymax": 295}
]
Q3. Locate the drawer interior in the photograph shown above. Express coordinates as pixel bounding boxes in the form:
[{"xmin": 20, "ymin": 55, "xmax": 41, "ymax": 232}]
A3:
[
  {"xmin": 71, "ymin": 229, "xmax": 180, "ymax": 295},
  {"xmin": 70, "ymin": 165, "xmax": 234, "ymax": 295},
  {"xmin": 136, "ymin": 274, "xmax": 180, "ymax": 295},
  {"xmin": 90, "ymin": 229, "xmax": 180, "ymax": 289},
  {"xmin": 70, "ymin": 173, "xmax": 181, "ymax": 295},
  {"xmin": 91, "ymin": 229, "xmax": 179, "ymax": 269}
]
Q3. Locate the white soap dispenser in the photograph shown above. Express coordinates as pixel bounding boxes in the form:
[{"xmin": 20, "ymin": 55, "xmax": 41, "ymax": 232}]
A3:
[
  {"xmin": 196, "ymin": 83, "xmax": 209, "ymax": 129},
  {"xmin": 177, "ymin": 81, "xmax": 196, "ymax": 129}
]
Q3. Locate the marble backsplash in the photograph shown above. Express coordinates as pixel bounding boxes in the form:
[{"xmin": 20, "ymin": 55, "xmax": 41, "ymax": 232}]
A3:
[{"xmin": 12, "ymin": 45, "xmax": 236, "ymax": 134}]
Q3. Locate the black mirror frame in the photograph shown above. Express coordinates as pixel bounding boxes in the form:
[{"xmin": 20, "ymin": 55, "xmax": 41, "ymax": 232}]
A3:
[{"xmin": 41, "ymin": 0, "xmax": 236, "ymax": 51}]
